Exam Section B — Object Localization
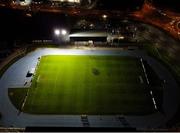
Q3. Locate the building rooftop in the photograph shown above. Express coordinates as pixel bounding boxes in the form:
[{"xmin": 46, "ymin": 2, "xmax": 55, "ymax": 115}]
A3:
[
  {"xmin": 69, "ymin": 31, "xmax": 108, "ymax": 37},
  {"xmin": 49, "ymin": 0, "xmax": 80, "ymax": 3}
]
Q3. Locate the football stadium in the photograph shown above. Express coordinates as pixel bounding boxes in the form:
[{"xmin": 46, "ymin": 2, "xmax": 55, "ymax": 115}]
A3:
[
  {"xmin": 0, "ymin": 0, "xmax": 180, "ymax": 132},
  {"xmin": 9, "ymin": 55, "xmax": 156, "ymax": 115}
]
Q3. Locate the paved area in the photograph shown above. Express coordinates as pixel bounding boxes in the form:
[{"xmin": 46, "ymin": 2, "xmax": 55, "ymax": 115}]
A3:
[{"xmin": 0, "ymin": 48, "xmax": 179, "ymax": 129}]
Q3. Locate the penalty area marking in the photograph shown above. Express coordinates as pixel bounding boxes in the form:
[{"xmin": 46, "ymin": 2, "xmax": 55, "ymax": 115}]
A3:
[
  {"xmin": 19, "ymin": 87, "xmax": 30, "ymax": 115},
  {"xmin": 140, "ymin": 58, "xmax": 149, "ymax": 85}
]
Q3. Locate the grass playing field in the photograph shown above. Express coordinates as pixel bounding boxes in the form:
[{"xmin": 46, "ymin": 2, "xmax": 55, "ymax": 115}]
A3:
[{"xmin": 9, "ymin": 55, "xmax": 155, "ymax": 115}]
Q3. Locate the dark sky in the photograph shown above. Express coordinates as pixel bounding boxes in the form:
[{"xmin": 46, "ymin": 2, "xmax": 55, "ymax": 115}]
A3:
[
  {"xmin": 96, "ymin": 0, "xmax": 144, "ymax": 10},
  {"xmin": 0, "ymin": 8, "xmax": 71, "ymax": 40},
  {"xmin": 152, "ymin": 0, "xmax": 180, "ymax": 12},
  {"xmin": 96, "ymin": 0, "xmax": 180, "ymax": 12},
  {"xmin": 0, "ymin": 0, "xmax": 179, "ymax": 41}
]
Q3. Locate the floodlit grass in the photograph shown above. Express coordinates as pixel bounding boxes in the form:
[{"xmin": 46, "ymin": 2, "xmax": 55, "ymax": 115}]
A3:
[{"xmin": 9, "ymin": 55, "xmax": 155, "ymax": 115}]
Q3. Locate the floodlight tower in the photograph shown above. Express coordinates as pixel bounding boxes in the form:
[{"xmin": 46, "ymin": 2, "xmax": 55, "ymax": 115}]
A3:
[
  {"xmin": 54, "ymin": 29, "xmax": 60, "ymax": 36},
  {"xmin": 53, "ymin": 28, "xmax": 69, "ymax": 44}
]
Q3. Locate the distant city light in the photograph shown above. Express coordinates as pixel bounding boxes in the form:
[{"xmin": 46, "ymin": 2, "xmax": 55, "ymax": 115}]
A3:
[
  {"xmin": 26, "ymin": 13, "xmax": 32, "ymax": 17},
  {"xmin": 102, "ymin": 14, "xmax": 108, "ymax": 19},
  {"xmin": 119, "ymin": 36, "xmax": 125, "ymax": 40},
  {"xmin": 54, "ymin": 29, "xmax": 60, "ymax": 36},
  {"xmin": 19, "ymin": 0, "xmax": 32, "ymax": 6}
]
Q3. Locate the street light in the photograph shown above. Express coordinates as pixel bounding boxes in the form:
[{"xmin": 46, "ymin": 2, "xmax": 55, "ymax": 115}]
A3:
[{"xmin": 102, "ymin": 14, "xmax": 107, "ymax": 19}]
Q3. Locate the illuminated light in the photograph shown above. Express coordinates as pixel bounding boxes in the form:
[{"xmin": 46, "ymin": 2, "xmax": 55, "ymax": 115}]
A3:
[
  {"xmin": 54, "ymin": 29, "xmax": 60, "ymax": 36},
  {"xmin": 50, "ymin": 0, "xmax": 80, "ymax": 3},
  {"xmin": 119, "ymin": 36, "xmax": 125, "ymax": 40},
  {"xmin": 26, "ymin": 13, "xmax": 32, "ymax": 17},
  {"xmin": 89, "ymin": 23, "xmax": 94, "ymax": 29},
  {"xmin": 19, "ymin": 0, "xmax": 32, "ymax": 6},
  {"xmin": 61, "ymin": 29, "xmax": 67, "ymax": 35},
  {"xmin": 102, "ymin": 14, "xmax": 107, "ymax": 19}
]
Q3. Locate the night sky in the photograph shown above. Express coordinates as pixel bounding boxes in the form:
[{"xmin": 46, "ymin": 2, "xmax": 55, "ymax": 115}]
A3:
[
  {"xmin": 96, "ymin": 0, "xmax": 144, "ymax": 10},
  {"xmin": 96, "ymin": 0, "xmax": 180, "ymax": 12},
  {"xmin": 0, "ymin": 9, "xmax": 71, "ymax": 40},
  {"xmin": 0, "ymin": 0, "xmax": 179, "ymax": 41},
  {"xmin": 152, "ymin": 0, "xmax": 180, "ymax": 12}
]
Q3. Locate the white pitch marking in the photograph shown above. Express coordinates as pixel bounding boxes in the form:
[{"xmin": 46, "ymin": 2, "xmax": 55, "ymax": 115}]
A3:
[
  {"xmin": 140, "ymin": 58, "xmax": 158, "ymax": 110},
  {"xmin": 139, "ymin": 75, "xmax": 144, "ymax": 84},
  {"xmin": 140, "ymin": 58, "xmax": 150, "ymax": 85}
]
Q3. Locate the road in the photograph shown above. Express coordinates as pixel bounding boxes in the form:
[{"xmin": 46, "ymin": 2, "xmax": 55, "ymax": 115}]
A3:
[{"xmin": 130, "ymin": 2, "xmax": 180, "ymax": 40}]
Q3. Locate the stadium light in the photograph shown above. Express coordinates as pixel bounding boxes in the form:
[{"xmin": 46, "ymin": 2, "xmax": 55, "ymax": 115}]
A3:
[
  {"xmin": 54, "ymin": 29, "xmax": 60, "ymax": 36},
  {"xmin": 61, "ymin": 29, "xmax": 67, "ymax": 36}
]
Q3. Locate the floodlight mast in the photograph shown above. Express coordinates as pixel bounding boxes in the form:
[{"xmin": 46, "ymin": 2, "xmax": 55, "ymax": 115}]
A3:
[
  {"xmin": 61, "ymin": 29, "xmax": 67, "ymax": 36},
  {"xmin": 54, "ymin": 29, "xmax": 60, "ymax": 36},
  {"xmin": 54, "ymin": 29, "xmax": 67, "ymax": 36},
  {"xmin": 53, "ymin": 28, "xmax": 69, "ymax": 44}
]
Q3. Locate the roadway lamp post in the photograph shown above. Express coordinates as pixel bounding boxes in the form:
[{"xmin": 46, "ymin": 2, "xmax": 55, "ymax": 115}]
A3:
[
  {"xmin": 102, "ymin": 14, "xmax": 109, "ymax": 30},
  {"xmin": 102, "ymin": 14, "xmax": 107, "ymax": 20}
]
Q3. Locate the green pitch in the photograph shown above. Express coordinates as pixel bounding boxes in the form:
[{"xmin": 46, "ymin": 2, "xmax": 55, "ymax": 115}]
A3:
[{"xmin": 9, "ymin": 55, "xmax": 154, "ymax": 115}]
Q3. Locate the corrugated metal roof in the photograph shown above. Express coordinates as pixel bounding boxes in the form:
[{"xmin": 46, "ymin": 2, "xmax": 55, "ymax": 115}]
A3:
[
  {"xmin": 49, "ymin": 0, "xmax": 80, "ymax": 3},
  {"xmin": 69, "ymin": 31, "xmax": 108, "ymax": 37}
]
